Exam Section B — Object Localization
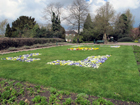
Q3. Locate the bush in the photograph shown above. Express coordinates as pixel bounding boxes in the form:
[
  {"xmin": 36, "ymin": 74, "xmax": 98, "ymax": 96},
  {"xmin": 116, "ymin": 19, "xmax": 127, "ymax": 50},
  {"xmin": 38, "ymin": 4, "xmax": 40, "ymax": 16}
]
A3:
[
  {"xmin": 117, "ymin": 37, "xmax": 133, "ymax": 42},
  {"xmin": 0, "ymin": 38, "xmax": 65, "ymax": 50},
  {"xmin": 134, "ymin": 40, "xmax": 138, "ymax": 43},
  {"xmin": 73, "ymin": 35, "xmax": 83, "ymax": 43}
]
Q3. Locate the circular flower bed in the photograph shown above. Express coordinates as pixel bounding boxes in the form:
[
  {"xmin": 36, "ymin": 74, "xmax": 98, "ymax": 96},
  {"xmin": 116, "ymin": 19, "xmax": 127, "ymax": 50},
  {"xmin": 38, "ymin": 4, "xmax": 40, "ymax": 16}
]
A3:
[
  {"xmin": 47, "ymin": 55, "xmax": 111, "ymax": 68},
  {"xmin": 67, "ymin": 47, "xmax": 99, "ymax": 51},
  {"xmin": 2, "ymin": 53, "xmax": 41, "ymax": 62}
]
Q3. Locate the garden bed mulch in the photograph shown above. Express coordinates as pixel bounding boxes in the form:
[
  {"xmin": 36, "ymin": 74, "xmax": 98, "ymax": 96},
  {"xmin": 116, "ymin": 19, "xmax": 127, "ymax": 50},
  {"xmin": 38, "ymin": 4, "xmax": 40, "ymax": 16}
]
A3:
[{"xmin": 0, "ymin": 78, "xmax": 139, "ymax": 105}]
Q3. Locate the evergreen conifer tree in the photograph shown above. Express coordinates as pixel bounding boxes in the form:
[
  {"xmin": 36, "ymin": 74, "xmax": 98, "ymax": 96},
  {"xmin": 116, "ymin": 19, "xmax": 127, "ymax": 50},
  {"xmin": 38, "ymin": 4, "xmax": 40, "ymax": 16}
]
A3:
[
  {"xmin": 118, "ymin": 14, "xmax": 129, "ymax": 38},
  {"xmin": 82, "ymin": 13, "xmax": 94, "ymax": 41},
  {"xmin": 11, "ymin": 16, "xmax": 36, "ymax": 37},
  {"xmin": 51, "ymin": 12, "xmax": 61, "ymax": 38},
  {"xmin": 5, "ymin": 24, "xmax": 12, "ymax": 37},
  {"xmin": 83, "ymin": 13, "xmax": 93, "ymax": 30}
]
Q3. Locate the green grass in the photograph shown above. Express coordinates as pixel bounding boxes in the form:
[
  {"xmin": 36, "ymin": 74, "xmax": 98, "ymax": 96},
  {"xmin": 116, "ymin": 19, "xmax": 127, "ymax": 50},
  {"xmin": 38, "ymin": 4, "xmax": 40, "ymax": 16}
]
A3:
[{"xmin": 0, "ymin": 45, "xmax": 139, "ymax": 103}]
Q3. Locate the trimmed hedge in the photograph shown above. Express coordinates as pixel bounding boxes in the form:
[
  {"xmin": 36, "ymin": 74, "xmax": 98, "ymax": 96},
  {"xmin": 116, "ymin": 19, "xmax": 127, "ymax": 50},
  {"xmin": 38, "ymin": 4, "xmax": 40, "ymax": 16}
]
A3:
[
  {"xmin": 117, "ymin": 37, "xmax": 133, "ymax": 42},
  {"xmin": 0, "ymin": 38, "xmax": 64, "ymax": 50}
]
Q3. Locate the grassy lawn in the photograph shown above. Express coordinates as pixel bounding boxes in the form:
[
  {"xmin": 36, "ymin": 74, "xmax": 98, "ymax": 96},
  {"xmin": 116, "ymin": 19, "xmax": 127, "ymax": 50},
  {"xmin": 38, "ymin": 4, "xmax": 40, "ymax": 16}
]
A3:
[{"xmin": 0, "ymin": 45, "xmax": 139, "ymax": 103}]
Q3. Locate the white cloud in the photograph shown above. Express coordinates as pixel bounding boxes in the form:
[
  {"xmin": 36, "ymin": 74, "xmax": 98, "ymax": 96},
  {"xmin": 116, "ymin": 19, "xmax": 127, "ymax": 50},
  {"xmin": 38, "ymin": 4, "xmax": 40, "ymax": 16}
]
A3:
[
  {"xmin": 87, "ymin": 0, "xmax": 93, "ymax": 4},
  {"xmin": 0, "ymin": 0, "xmax": 139, "ymax": 29},
  {"xmin": 35, "ymin": 0, "xmax": 46, "ymax": 3},
  {"xmin": 89, "ymin": 0, "xmax": 106, "ymax": 18},
  {"xmin": 108, "ymin": 0, "xmax": 140, "ymax": 11},
  {"xmin": 0, "ymin": 0, "xmax": 25, "ymax": 19},
  {"xmin": 96, "ymin": 0, "xmax": 106, "ymax": 4}
]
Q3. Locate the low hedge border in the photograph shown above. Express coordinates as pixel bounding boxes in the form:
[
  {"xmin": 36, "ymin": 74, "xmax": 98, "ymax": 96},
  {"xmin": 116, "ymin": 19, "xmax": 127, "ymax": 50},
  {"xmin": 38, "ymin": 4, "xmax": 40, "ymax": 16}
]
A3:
[{"xmin": 0, "ymin": 38, "xmax": 65, "ymax": 50}]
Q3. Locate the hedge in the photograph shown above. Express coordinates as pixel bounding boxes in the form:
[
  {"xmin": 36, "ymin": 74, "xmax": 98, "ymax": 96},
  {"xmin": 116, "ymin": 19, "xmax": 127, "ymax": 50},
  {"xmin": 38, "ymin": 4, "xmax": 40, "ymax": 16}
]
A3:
[
  {"xmin": 0, "ymin": 38, "xmax": 64, "ymax": 50},
  {"xmin": 117, "ymin": 37, "xmax": 133, "ymax": 42}
]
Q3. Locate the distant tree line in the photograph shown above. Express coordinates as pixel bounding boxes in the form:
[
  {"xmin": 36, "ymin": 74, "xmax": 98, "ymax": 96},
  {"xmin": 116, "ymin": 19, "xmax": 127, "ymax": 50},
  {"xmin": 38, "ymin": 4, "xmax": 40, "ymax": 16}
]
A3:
[
  {"xmin": 80, "ymin": 2, "xmax": 137, "ymax": 43},
  {"xmin": 45, "ymin": 0, "xmax": 138, "ymax": 43},
  {"xmin": 2, "ymin": 0, "xmax": 140, "ymax": 42},
  {"xmin": 5, "ymin": 15, "xmax": 65, "ymax": 39}
]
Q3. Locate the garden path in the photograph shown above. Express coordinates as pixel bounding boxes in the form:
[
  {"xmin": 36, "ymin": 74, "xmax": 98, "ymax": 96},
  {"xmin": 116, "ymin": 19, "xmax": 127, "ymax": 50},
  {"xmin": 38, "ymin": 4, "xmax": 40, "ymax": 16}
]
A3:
[{"xmin": 0, "ymin": 42, "xmax": 139, "ymax": 55}]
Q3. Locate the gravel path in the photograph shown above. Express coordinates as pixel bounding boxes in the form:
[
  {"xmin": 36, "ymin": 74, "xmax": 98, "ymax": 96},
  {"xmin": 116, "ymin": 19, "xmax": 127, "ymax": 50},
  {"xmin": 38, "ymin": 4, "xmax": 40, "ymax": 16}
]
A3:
[
  {"xmin": 108, "ymin": 42, "xmax": 140, "ymax": 46},
  {"xmin": 0, "ymin": 42, "xmax": 140, "ymax": 55}
]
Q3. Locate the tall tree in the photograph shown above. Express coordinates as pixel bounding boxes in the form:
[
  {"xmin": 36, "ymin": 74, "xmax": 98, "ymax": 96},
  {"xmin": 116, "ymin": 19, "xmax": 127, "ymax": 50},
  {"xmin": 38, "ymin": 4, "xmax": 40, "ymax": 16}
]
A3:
[
  {"xmin": 82, "ymin": 13, "xmax": 94, "ymax": 41},
  {"xmin": 11, "ymin": 16, "xmax": 36, "ymax": 37},
  {"xmin": 51, "ymin": 12, "xmax": 61, "ymax": 37},
  {"xmin": 114, "ymin": 13, "xmax": 129, "ymax": 39},
  {"xmin": 125, "ymin": 9, "xmax": 135, "ymax": 33},
  {"xmin": 60, "ymin": 26, "xmax": 65, "ymax": 39},
  {"xmin": 66, "ymin": 0, "xmax": 89, "ymax": 35},
  {"xmin": 0, "ymin": 19, "xmax": 8, "ymax": 35},
  {"xmin": 83, "ymin": 13, "xmax": 93, "ymax": 30},
  {"xmin": 118, "ymin": 14, "xmax": 129, "ymax": 38},
  {"xmin": 5, "ymin": 24, "xmax": 12, "ymax": 37},
  {"xmin": 95, "ymin": 2, "xmax": 115, "ymax": 43},
  {"xmin": 43, "ymin": 2, "xmax": 63, "ymax": 23}
]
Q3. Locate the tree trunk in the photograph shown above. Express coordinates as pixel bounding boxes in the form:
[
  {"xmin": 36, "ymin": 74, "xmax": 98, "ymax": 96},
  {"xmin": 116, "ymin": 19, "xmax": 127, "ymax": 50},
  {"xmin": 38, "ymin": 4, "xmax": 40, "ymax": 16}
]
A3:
[
  {"xmin": 78, "ymin": 18, "xmax": 80, "ymax": 35},
  {"xmin": 103, "ymin": 33, "xmax": 107, "ymax": 44}
]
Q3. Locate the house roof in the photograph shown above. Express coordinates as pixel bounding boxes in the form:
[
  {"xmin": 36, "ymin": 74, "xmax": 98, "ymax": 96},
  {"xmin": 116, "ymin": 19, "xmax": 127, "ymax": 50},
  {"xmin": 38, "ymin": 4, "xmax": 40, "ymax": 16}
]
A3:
[
  {"xmin": 133, "ymin": 28, "xmax": 138, "ymax": 31},
  {"xmin": 65, "ymin": 30, "xmax": 77, "ymax": 34},
  {"xmin": 132, "ymin": 28, "xmax": 140, "ymax": 33}
]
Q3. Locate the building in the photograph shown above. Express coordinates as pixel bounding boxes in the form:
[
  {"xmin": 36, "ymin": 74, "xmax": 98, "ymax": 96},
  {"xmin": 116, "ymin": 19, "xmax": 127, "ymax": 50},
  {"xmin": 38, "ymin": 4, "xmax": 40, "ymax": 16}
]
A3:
[
  {"xmin": 130, "ymin": 28, "xmax": 140, "ymax": 40},
  {"xmin": 65, "ymin": 30, "xmax": 77, "ymax": 42}
]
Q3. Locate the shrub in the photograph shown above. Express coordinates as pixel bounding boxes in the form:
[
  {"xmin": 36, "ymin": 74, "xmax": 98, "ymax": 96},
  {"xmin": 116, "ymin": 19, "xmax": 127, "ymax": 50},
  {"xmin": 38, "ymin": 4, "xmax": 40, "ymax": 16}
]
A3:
[
  {"xmin": 1, "ymin": 90, "xmax": 11, "ymax": 100},
  {"xmin": 134, "ymin": 40, "xmax": 138, "ymax": 43},
  {"xmin": 11, "ymin": 89, "xmax": 18, "ymax": 96},
  {"xmin": 0, "ymin": 38, "xmax": 65, "ymax": 50},
  {"xmin": 75, "ymin": 93, "xmax": 90, "ymax": 105},
  {"xmin": 73, "ymin": 35, "xmax": 83, "ymax": 43},
  {"xmin": 32, "ymin": 95, "xmax": 42, "ymax": 103},
  {"xmin": 92, "ymin": 97, "xmax": 114, "ymax": 105},
  {"xmin": 63, "ymin": 98, "xmax": 73, "ymax": 105},
  {"xmin": 77, "ymin": 93, "xmax": 88, "ymax": 98},
  {"xmin": 19, "ymin": 100, "xmax": 27, "ymax": 105},
  {"xmin": 49, "ymin": 94, "xmax": 57, "ymax": 104},
  {"xmin": 49, "ymin": 87, "xmax": 57, "ymax": 94},
  {"xmin": 117, "ymin": 37, "xmax": 133, "ymax": 42}
]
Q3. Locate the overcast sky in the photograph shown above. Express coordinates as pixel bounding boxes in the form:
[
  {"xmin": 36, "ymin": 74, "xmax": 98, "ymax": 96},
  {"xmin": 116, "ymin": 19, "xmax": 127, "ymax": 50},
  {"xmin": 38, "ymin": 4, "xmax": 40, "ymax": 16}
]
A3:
[{"xmin": 0, "ymin": 0, "xmax": 140, "ymax": 30}]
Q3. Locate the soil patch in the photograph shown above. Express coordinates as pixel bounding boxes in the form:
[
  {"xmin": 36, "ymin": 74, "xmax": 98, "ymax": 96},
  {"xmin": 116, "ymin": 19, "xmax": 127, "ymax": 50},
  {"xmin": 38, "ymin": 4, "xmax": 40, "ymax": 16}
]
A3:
[{"xmin": 0, "ymin": 78, "xmax": 139, "ymax": 105}]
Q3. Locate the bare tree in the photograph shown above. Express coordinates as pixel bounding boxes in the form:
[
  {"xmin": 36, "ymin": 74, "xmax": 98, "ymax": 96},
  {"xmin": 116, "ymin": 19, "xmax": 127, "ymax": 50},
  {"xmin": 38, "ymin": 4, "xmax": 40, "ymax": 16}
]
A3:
[
  {"xmin": 113, "ymin": 13, "xmax": 121, "ymax": 31},
  {"xmin": 66, "ymin": 0, "xmax": 89, "ymax": 35},
  {"xmin": 43, "ymin": 2, "xmax": 63, "ymax": 23},
  {"xmin": 0, "ymin": 19, "xmax": 8, "ymax": 35},
  {"xmin": 95, "ymin": 2, "xmax": 115, "ymax": 43}
]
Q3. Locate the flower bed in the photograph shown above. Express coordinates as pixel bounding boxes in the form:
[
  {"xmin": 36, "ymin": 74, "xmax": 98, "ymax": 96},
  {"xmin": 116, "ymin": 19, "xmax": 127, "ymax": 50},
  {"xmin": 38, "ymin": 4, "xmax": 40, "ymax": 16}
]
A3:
[
  {"xmin": 47, "ymin": 55, "xmax": 111, "ymax": 68},
  {"xmin": 67, "ymin": 47, "xmax": 99, "ymax": 51},
  {"xmin": 2, "ymin": 53, "xmax": 41, "ymax": 62},
  {"xmin": 110, "ymin": 46, "xmax": 120, "ymax": 48}
]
